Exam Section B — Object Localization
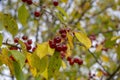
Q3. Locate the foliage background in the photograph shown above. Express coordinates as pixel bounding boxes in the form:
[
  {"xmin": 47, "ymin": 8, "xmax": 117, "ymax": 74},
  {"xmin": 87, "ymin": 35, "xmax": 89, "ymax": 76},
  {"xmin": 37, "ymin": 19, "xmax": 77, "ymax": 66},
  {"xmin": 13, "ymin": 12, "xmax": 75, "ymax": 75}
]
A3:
[{"xmin": 0, "ymin": 0, "xmax": 120, "ymax": 80}]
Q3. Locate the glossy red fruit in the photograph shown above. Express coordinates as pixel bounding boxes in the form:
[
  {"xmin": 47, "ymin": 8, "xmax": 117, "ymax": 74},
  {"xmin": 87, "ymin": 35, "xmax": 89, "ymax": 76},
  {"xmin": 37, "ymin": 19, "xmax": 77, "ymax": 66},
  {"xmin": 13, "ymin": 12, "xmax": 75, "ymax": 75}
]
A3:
[
  {"xmin": 60, "ymin": 51, "xmax": 66, "ymax": 59},
  {"xmin": 77, "ymin": 59, "xmax": 83, "ymax": 65},
  {"xmin": 59, "ymin": 29, "xmax": 66, "ymax": 34},
  {"xmin": 27, "ymin": 0, "xmax": 32, "ymax": 5},
  {"xmin": 22, "ymin": 0, "xmax": 27, "ymax": 2},
  {"xmin": 69, "ymin": 60, "xmax": 74, "ymax": 66},
  {"xmin": 61, "ymin": 44, "xmax": 67, "ymax": 51},
  {"xmin": 27, "ymin": 39, "xmax": 32, "ymax": 45},
  {"xmin": 22, "ymin": 35, "xmax": 28, "ymax": 40},
  {"xmin": 27, "ymin": 45, "xmax": 32, "ymax": 50},
  {"xmin": 73, "ymin": 58, "xmax": 79, "ymax": 63},
  {"xmin": 34, "ymin": 11, "xmax": 40, "ymax": 17},
  {"xmin": 61, "ymin": 33, "xmax": 66, "ymax": 38},
  {"xmin": 9, "ymin": 46, "xmax": 18, "ymax": 50},
  {"xmin": 14, "ymin": 37, "xmax": 19, "ymax": 43},
  {"xmin": 49, "ymin": 40, "xmax": 56, "ymax": 49},
  {"xmin": 54, "ymin": 36, "xmax": 61, "ymax": 43},
  {"xmin": 55, "ymin": 44, "xmax": 62, "ymax": 52},
  {"xmin": 53, "ymin": 1, "xmax": 59, "ymax": 6},
  {"xmin": 67, "ymin": 56, "xmax": 72, "ymax": 61},
  {"xmin": 32, "ymin": 47, "xmax": 36, "ymax": 52},
  {"xmin": 89, "ymin": 34, "xmax": 96, "ymax": 41},
  {"xmin": 102, "ymin": 48, "xmax": 108, "ymax": 52}
]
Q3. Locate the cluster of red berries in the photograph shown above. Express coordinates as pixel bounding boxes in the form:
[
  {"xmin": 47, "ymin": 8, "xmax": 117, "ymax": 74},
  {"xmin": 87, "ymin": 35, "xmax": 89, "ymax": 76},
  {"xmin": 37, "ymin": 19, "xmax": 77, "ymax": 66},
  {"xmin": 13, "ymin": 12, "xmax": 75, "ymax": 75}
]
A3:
[
  {"xmin": 22, "ymin": 0, "xmax": 33, "ymax": 5},
  {"xmin": 10, "ymin": 35, "xmax": 36, "ymax": 52},
  {"xmin": 49, "ymin": 28, "xmax": 69, "ymax": 59},
  {"xmin": 67, "ymin": 57, "xmax": 83, "ymax": 66}
]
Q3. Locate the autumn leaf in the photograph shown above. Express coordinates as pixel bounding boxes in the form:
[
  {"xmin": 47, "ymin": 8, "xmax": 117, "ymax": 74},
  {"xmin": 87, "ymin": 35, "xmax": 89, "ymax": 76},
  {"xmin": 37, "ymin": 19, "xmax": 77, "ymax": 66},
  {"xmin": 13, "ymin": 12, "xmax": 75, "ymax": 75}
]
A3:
[
  {"xmin": 48, "ymin": 51, "xmax": 62, "ymax": 79},
  {"xmin": 74, "ymin": 32, "xmax": 91, "ymax": 49},
  {"xmin": 67, "ymin": 32, "xmax": 74, "ymax": 49}
]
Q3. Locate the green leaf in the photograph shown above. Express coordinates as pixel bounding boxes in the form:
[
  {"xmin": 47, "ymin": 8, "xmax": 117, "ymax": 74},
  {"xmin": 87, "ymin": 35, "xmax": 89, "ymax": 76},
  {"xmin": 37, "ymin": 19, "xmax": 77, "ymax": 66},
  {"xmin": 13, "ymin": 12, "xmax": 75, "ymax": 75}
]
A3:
[
  {"xmin": 57, "ymin": 6, "xmax": 68, "ymax": 19},
  {"xmin": 0, "ymin": 12, "xmax": 4, "ymax": 30},
  {"xmin": 55, "ymin": 12, "xmax": 65, "ymax": 23},
  {"xmin": 13, "ymin": 61, "xmax": 25, "ymax": 80},
  {"xmin": 27, "ymin": 54, "xmax": 48, "ymax": 76},
  {"xmin": 74, "ymin": 32, "xmax": 91, "ymax": 49},
  {"xmin": 18, "ymin": 4, "xmax": 29, "ymax": 27},
  {"xmin": 48, "ymin": 51, "xmax": 62, "ymax": 79},
  {"xmin": 9, "ymin": 50, "xmax": 26, "ymax": 68},
  {"xmin": 0, "ymin": 33, "xmax": 3, "ymax": 47},
  {"xmin": 3, "ymin": 14, "xmax": 18, "ymax": 36},
  {"xmin": 116, "ymin": 44, "xmax": 120, "ymax": 59}
]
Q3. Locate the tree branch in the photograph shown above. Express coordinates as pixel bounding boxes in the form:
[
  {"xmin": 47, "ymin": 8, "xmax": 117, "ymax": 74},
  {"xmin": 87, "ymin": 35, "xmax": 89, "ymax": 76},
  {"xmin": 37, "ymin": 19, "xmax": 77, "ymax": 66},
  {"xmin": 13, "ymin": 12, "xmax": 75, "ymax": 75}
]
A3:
[
  {"xmin": 107, "ymin": 65, "xmax": 120, "ymax": 80},
  {"xmin": 88, "ymin": 50, "xmax": 110, "ymax": 75}
]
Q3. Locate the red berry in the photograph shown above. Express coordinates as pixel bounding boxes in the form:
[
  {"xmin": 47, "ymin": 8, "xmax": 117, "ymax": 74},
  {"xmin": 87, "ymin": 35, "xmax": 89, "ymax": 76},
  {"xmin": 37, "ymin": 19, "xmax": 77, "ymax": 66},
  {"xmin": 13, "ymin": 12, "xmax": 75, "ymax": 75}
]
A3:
[
  {"xmin": 60, "ymin": 51, "xmax": 66, "ymax": 59},
  {"xmin": 53, "ymin": 1, "xmax": 59, "ymax": 6},
  {"xmin": 67, "ymin": 56, "xmax": 72, "ymax": 61},
  {"xmin": 22, "ymin": 0, "xmax": 27, "ymax": 2},
  {"xmin": 14, "ymin": 37, "xmax": 19, "ymax": 43},
  {"xmin": 61, "ymin": 44, "xmax": 67, "ymax": 51},
  {"xmin": 89, "ymin": 34, "xmax": 96, "ymax": 41},
  {"xmin": 27, "ymin": 0, "xmax": 32, "ymax": 5},
  {"xmin": 32, "ymin": 47, "xmax": 36, "ymax": 52},
  {"xmin": 34, "ymin": 11, "xmax": 40, "ymax": 17},
  {"xmin": 49, "ymin": 40, "xmax": 56, "ymax": 49},
  {"xmin": 9, "ymin": 46, "xmax": 18, "ymax": 50},
  {"xmin": 54, "ymin": 36, "xmax": 61, "ymax": 43},
  {"xmin": 22, "ymin": 35, "xmax": 28, "ymax": 40},
  {"xmin": 69, "ymin": 60, "xmax": 74, "ymax": 66},
  {"xmin": 102, "ymin": 48, "xmax": 108, "ymax": 52},
  {"xmin": 61, "ymin": 33, "xmax": 66, "ymax": 38},
  {"xmin": 77, "ymin": 59, "xmax": 83, "ymax": 65},
  {"xmin": 27, "ymin": 45, "xmax": 32, "ymax": 50},
  {"xmin": 55, "ymin": 44, "xmax": 62, "ymax": 52},
  {"xmin": 27, "ymin": 39, "xmax": 32, "ymax": 45},
  {"xmin": 73, "ymin": 58, "xmax": 79, "ymax": 63},
  {"xmin": 59, "ymin": 29, "xmax": 66, "ymax": 34}
]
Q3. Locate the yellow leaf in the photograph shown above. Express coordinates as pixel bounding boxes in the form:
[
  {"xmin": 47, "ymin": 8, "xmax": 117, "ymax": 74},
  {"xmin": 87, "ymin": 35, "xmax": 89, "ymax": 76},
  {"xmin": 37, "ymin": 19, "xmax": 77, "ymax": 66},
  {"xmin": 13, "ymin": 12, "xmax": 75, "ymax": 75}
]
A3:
[
  {"xmin": 61, "ymin": 0, "xmax": 68, "ymax": 3},
  {"xmin": 0, "ymin": 48, "xmax": 14, "ymax": 75},
  {"xmin": 67, "ymin": 32, "xmax": 74, "ymax": 49},
  {"xmin": 18, "ymin": 40, "xmax": 27, "ymax": 55},
  {"xmin": 101, "ymin": 55, "xmax": 109, "ymax": 62},
  {"xmin": 62, "ymin": 60, "xmax": 66, "ymax": 69},
  {"xmin": 3, "ymin": 14, "xmax": 18, "ymax": 36},
  {"xmin": 95, "ymin": 44, "xmax": 103, "ymax": 52},
  {"xmin": 41, "ymin": 68, "xmax": 48, "ymax": 80},
  {"xmin": 35, "ymin": 42, "xmax": 55, "ymax": 59},
  {"xmin": 35, "ymin": 42, "xmax": 48, "ymax": 59},
  {"xmin": 74, "ymin": 32, "xmax": 91, "ymax": 49},
  {"xmin": 0, "ymin": 33, "xmax": 3, "ymax": 47},
  {"xmin": 96, "ymin": 71, "xmax": 103, "ymax": 77},
  {"xmin": 66, "ymin": 44, "xmax": 72, "ymax": 57},
  {"xmin": 111, "ymin": 36, "xmax": 120, "ymax": 41},
  {"xmin": 47, "ymin": 42, "xmax": 55, "ymax": 56}
]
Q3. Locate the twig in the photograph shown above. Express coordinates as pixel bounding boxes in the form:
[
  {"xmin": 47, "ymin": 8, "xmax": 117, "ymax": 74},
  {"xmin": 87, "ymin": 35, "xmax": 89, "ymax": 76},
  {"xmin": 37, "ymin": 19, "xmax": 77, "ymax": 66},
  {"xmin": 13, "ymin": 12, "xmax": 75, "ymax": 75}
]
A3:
[
  {"xmin": 107, "ymin": 65, "xmax": 120, "ymax": 80},
  {"xmin": 88, "ymin": 50, "xmax": 110, "ymax": 75},
  {"xmin": 35, "ymin": 23, "xmax": 39, "ymax": 42}
]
